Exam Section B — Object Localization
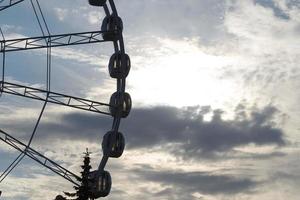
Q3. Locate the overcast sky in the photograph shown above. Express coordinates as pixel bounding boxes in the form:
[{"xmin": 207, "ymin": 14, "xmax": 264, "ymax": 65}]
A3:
[{"xmin": 0, "ymin": 0, "xmax": 300, "ymax": 199}]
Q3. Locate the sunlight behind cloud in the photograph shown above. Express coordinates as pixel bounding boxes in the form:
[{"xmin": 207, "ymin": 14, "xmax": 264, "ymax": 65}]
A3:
[{"xmin": 129, "ymin": 38, "xmax": 239, "ymax": 108}]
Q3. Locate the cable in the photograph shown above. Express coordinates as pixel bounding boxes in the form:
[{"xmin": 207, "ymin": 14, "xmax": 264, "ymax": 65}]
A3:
[
  {"xmin": 0, "ymin": 0, "xmax": 52, "ymax": 181},
  {"xmin": 46, "ymin": 45, "xmax": 51, "ymax": 91},
  {"xmin": 0, "ymin": 153, "xmax": 23, "ymax": 180},
  {"xmin": 0, "ymin": 27, "xmax": 5, "ymax": 40},
  {"xmin": 0, "ymin": 28, "xmax": 4, "ymax": 96},
  {"xmin": 28, "ymin": 96, "xmax": 48, "ymax": 146},
  {"xmin": 1, "ymin": 6, "xmax": 50, "ymax": 174},
  {"xmin": 0, "ymin": 98, "xmax": 48, "ymax": 182},
  {"xmin": 0, "ymin": 154, "xmax": 26, "ymax": 182},
  {"xmin": 0, "ymin": 52, "xmax": 5, "ymax": 97},
  {"xmin": 35, "ymin": 0, "xmax": 50, "ymax": 36},
  {"xmin": 0, "ymin": 28, "xmax": 5, "ymax": 95},
  {"xmin": 30, "ymin": 0, "xmax": 46, "ymax": 37},
  {"xmin": 32, "ymin": 0, "xmax": 52, "ymax": 91},
  {"xmin": 0, "ymin": 2, "xmax": 131, "ymax": 197}
]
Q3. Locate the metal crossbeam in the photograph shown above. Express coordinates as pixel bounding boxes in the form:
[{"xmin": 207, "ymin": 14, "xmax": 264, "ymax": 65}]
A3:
[
  {"xmin": 0, "ymin": 129, "xmax": 81, "ymax": 186},
  {"xmin": 0, "ymin": 81, "xmax": 112, "ymax": 115},
  {"xmin": 0, "ymin": 0, "xmax": 25, "ymax": 11},
  {"xmin": 0, "ymin": 30, "xmax": 110, "ymax": 52}
]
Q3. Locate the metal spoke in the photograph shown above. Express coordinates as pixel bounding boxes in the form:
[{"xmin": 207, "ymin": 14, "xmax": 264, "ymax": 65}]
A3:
[
  {"xmin": 0, "ymin": 0, "xmax": 25, "ymax": 11},
  {"xmin": 0, "ymin": 129, "xmax": 81, "ymax": 186},
  {"xmin": 0, "ymin": 0, "xmax": 131, "ymax": 198},
  {"xmin": 0, "ymin": 81, "xmax": 112, "ymax": 115},
  {"xmin": 0, "ymin": 30, "xmax": 112, "ymax": 52}
]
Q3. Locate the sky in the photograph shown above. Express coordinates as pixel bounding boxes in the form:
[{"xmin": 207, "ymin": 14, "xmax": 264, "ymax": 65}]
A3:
[{"xmin": 0, "ymin": 0, "xmax": 299, "ymax": 199}]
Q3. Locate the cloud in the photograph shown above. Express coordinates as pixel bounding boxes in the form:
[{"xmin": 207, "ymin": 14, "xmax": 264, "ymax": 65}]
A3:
[
  {"xmin": 218, "ymin": 0, "xmax": 300, "ymax": 137},
  {"xmin": 0, "ymin": 171, "xmax": 72, "ymax": 200},
  {"xmin": 53, "ymin": 8, "xmax": 68, "ymax": 21},
  {"xmin": 0, "ymin": 1, "xmax": 298, "ymax": 199},
  {"xmin": 133, "ymin": 168, "xmax": 258, "ymax": 196},
  {"xmin": 122, "ymin": 104, "xmax": 285, "ymax": 157},
  {"xmin": 254, "ymin": 0, "xmax": 290, "ymax": 20},
  {"xmin": 222, "ymin": 0, "xmax": 300, "ymax": 84},
  {"xmin": 117, "ymin": 0, "xmax": 226, "ymax": 41},
  {"xmin": 1, "ymin": 103, "xmax": 285, "ymax": 159}
]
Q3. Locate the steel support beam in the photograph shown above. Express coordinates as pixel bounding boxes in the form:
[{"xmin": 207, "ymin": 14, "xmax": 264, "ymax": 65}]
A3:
[
  {"xmin": 0, "ymin": 0, "xmax": 25, "ymax": 11},
  {"xmin": 0, "ymin": 30, "xmax": 111, "ymax": 52},
  {"xmin": 0, "ymin": 81, "xmax": 112, "ymax": 115},
  {"xmin": 0, "ymin": 129, "xmax": 81, "ymax": 186}
]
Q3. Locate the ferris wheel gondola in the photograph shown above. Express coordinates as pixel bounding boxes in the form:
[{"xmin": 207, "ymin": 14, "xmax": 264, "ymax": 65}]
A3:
[{"xmin": 0, "ymin": 0, "xmax": 131, "ymax": 198}]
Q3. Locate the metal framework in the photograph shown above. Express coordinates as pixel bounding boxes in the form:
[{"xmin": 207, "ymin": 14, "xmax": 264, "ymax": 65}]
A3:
[
  {"xmin": 0, "ymin": 0, "xmax": 25, "ymax": 11},
  {"xmin": 0, "ymin": 129, "xmax": 81, "ymax": 186},
  {"xmin": 0, "ymin": 81, "xmax": 112, "ymax": 115},
  {"xmin": 0, "ymin": 30, "xmax": 112, "ymax": 52},
  {"xmin": 0, "ymin": 0, "xmax": 131, "ymax": 198}
]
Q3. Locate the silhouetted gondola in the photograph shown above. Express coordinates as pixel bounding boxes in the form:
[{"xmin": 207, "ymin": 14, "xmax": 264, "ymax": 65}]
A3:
[
  {"xmin": 88, "ymin": 0, "xmax": 107, "ymax": 6},
  {"xmin": 109, "ymin": 52, "xmax": 131, "ymax": 79},
  {"xmin": 54, "ymin": 195, "xmax": 66, "ymax": 200},
  {"xmin": 0, "ymin": 0, "xmax": 131, "ymax": 198},
  {"xmin": 102, "ymin": 131, "xmax": 125, "ymax": 158},
  {"xmin": 101, "ymin": 15, "xmax": 123, "ymax": 41},
  {"xmin": 110, "ymin": 92, "xmax": 132, "ymax": 118},
  {"xmin": 89, "ymin": 170, "xmax": 112, "ymax": 198}
]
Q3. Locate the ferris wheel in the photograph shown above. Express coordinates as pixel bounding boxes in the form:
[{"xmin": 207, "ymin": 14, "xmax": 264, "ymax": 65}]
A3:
[{"xmin": 0, "ymin": 0, "xmax": 131, "ymax": 198}]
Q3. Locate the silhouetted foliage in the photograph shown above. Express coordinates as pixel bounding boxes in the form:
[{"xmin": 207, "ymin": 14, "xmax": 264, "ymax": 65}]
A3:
[
  {"xmin": 57, "ymin": 149, "xmax": 94, "ymax": 200},
  {"xmin": 55, "ymin": 195, "xmax": 66, "ymax": 200}
]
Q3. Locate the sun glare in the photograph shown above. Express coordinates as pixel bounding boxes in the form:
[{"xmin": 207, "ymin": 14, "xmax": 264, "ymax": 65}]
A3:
[{"xmin": 129, "ymin": 38, "xmax": 239, "ymax": 108}]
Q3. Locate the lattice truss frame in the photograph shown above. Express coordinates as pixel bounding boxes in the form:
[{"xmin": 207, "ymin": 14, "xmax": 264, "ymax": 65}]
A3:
[{"xmin": 0, "ymin": 0, "xmax": 131, "ymax": 198}]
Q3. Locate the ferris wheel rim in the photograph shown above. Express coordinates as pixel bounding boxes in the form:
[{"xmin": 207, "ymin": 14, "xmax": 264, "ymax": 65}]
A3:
[{"xmin": 0, "ymin": 0, "xmax": 131, "ymax": 197}]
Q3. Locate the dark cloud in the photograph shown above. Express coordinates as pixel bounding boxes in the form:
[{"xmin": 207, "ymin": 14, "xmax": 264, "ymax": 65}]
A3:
[
  {"xmin": 40, "ymin": 111, "xmax": 112, "ymax": 140},
  {"xmin": 0, "ymin": 104, "xmax": 285, "ymax": 158},
  {"xmin": 133, "ymin": 168, "xmax": 258, "ymax": 196},
  {"xmin": 13, "ymin": 103, "xmax": 284, "ymax": 158},
  {"xmin": 122, "ymin": 104, "xmax": 285, "ymax": 157},
  {"xmin": 286, "ymin": 0, "xmax": 300, "ymax": 9}
]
